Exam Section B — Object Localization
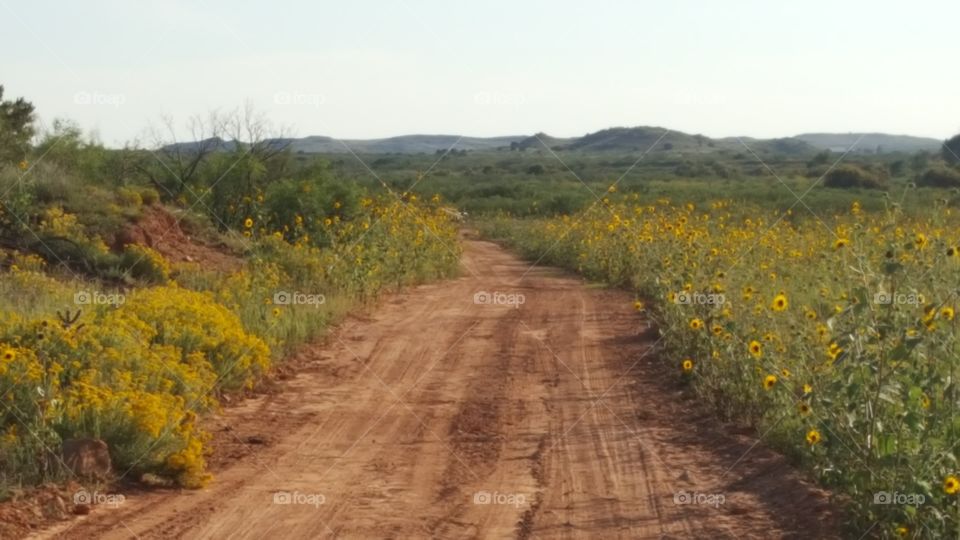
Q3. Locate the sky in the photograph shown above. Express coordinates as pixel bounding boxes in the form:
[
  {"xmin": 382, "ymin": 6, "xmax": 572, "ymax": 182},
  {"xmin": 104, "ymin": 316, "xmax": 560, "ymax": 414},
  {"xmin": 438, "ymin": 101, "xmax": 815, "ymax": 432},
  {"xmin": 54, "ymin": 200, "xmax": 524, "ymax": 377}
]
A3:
[{"xmin": 2, "ymin": 0, "xmax": 958, "ymax": 146}]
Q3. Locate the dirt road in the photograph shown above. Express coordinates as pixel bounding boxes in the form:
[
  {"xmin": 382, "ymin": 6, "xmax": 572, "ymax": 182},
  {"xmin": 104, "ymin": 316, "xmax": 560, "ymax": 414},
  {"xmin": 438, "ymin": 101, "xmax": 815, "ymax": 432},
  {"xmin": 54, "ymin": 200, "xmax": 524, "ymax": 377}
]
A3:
[{"xmin": 38, "ymin": 237, "xmax": 835, "ymax": 539}]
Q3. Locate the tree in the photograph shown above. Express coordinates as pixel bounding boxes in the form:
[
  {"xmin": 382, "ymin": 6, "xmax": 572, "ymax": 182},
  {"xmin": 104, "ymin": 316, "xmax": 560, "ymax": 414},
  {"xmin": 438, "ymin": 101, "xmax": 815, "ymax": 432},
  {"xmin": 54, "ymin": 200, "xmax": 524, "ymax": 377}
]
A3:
[
  {"xmin": 942, "ymin": 134, "xmax": 960, "ymax": 166},
  {"xmin": 0, "ymin": 85, "xmax": 36, "ymax": 164}
]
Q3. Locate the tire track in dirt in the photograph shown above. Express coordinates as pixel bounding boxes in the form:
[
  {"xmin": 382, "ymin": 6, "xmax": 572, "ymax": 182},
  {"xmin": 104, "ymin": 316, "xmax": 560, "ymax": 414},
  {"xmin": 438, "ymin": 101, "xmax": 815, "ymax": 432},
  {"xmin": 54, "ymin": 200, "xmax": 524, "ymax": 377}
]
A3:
[{"xmin": 34, "ymin": 236, "xmax": 837, "ymax": 539}]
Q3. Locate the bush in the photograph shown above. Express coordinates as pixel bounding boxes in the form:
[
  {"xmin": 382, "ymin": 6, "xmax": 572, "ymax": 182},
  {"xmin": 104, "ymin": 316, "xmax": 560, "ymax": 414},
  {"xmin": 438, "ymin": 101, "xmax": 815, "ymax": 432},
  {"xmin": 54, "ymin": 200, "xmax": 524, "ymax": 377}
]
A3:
[
  {"xmin": 823, "ymin": 164, "xmax": 887, "ymax": 189},
  {"xmin": 119, "ymin": 244, "xmax": 171, "ymax": 283},
  {"xmin": 917, "ymin": 166, "xmax": 960, "ymax": 188},
  {"xmin": 139, "ymin": 186, "xmax": 160, "ymax": 205}
]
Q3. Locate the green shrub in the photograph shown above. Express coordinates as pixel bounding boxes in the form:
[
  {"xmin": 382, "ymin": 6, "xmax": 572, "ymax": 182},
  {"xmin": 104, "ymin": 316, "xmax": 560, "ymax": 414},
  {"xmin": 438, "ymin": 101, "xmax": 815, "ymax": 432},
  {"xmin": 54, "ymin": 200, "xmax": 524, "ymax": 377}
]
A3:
[
  {"xmin": 823, "ymin": 164, "xmax": 887, "ymax": 189},
  {"xmin": 917, "ymin": 166, "xmax": 960, "ymax": 188}
]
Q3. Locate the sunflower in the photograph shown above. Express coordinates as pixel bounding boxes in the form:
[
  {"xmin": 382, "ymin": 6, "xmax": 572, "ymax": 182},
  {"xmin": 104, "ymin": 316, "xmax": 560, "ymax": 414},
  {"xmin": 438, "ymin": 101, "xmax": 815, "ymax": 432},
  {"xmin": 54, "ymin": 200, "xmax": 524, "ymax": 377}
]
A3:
[
  {"xmin": 681, "ymin": 359, "xmax": 694, "ymax": 373},
  {"xmin": 763, "ymin": 374, "xmax": 777, "ymax": 390},
  {"xmin": 944, "ymin": 475, "xmax": 960, "ymax": 495},
  {"xmin": 915, "ymin": 233, "xmax": 927, "ymax": 249},
  {"xmin": 803, "ymin": 383, "xmax": 813, "ymax": 395},
  {"xmin": 895, "ymin": 526, "xmax": 908, "ymax": 537},
  {"xmin": 780, "ymin": 368, "xmax": 791, "ymax": 379},
  {"xmin": 711, "ymin": 324, "xmax": 723, "ymax": 336},
  {"xmin": 834, "ymin": 238, "xmax": 849, "ymax": 250},
  {"xmin": 771, "ymin": 293, "xmax": 788, "ymax": 312},
  {"xmin": 797, "ymin": 402, "xmax": 812, "ymax": 416},
  {"xmin": 633, "ymin": 300, "xmax": 645, "ymax": 312},
  {"xmin": 244, "ymin": 217, "xmax": 254, "ymax": 229},
  {"xmin": 805, "ymin": 429, "xmax": 822, "ymax": 445},
  {"xmin": 2, "ymin": 349, "xmax": 16, "ymax": 361},
  {"xmin": 920, "ymin": 394, "xmax": 931, "ymax": 409},
  {"xmin": 941, "ymin": 306, "xmax": 955, "ymax": 321},
  {"xmin": 272, "ymin": 307, "xmax": 281, "ymax": 317},
  {"xmin": 689, "ymin": 318, "xmax": 704, "ymax": 331},
  {"xmin": 748, "ymin": 340, "xmax": 763, "ymax": 358},
  {"xmin": 827, "ymin": 342, "xmax": 843, "ymax": 360},
  {"xmin": 804, "ymin": 309, "xmax": 817, "ymax": 321},
  {"xmin": 948, "ymin": 246, "xmax": 958, "ymax": 258}
]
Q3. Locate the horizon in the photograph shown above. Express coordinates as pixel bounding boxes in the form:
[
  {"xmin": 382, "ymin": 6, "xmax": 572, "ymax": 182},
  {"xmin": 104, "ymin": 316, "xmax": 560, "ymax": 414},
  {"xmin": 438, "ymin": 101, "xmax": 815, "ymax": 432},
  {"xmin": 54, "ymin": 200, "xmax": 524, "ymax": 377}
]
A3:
[
  {"xmin": 161, "ymin": 127, "xmax": 948, "ymax": 143},
  {"xmin": 3, "ymin": 0, "xmax": 958, "ymax": 145}
]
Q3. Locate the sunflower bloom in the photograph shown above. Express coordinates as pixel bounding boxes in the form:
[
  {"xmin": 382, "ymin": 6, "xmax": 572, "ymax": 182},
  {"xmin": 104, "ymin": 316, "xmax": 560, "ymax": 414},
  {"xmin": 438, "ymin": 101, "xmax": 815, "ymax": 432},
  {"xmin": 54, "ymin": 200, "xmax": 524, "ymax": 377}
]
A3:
[{"xmin": 944, "ymin": 475, "xmax": 960, "ymax": 495}]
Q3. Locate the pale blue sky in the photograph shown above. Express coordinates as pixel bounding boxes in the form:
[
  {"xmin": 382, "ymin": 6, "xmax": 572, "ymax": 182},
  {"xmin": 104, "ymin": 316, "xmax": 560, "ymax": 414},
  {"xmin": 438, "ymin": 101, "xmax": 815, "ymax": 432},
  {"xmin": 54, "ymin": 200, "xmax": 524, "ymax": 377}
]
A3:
[{"xmin": 2, "ymin": 0, "xmax": 957, "ymax": 145}]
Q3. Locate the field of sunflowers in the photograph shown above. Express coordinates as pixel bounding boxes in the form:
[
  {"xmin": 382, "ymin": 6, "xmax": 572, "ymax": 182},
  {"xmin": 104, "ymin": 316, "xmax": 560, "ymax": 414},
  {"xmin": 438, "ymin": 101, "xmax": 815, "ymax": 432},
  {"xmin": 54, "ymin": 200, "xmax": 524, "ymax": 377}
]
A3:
[
  {"xmin": 484, "ymin": 189, "xmax": 960, "ymax": 537},
  {"xmin": 0, "ymin": 188, "xmax": 460, "ymax": 491}
]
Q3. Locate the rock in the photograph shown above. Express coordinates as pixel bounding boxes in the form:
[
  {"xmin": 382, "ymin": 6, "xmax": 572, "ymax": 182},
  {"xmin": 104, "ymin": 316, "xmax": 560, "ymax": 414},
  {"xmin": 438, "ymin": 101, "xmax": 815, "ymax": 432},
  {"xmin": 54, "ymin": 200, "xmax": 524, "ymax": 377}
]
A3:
[
  {"xmin": 72, "ymin": 504, "xmax": 91, "ymax": 515},
  {"xmin": 41, "ymin": 494, "xmax": 67, "ymax": 519},
  {"xmin": 62, "ymin": 438, "xmax": 112, "ymax": 481}
]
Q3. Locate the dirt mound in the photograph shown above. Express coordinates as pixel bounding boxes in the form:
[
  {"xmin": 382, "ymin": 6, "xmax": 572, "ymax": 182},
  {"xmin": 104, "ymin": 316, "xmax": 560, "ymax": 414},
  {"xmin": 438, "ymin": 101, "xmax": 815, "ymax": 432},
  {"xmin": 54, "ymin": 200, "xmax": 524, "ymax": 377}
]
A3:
[{"xmin": 115, "ymin": 205, "xmax": 243, "ymax": 272}]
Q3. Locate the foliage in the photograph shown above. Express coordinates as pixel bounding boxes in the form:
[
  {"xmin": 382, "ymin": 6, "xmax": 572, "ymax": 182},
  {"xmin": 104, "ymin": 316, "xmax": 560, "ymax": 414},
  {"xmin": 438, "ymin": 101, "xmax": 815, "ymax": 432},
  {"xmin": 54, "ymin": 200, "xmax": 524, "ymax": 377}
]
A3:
[
  {"xmin": 0, "ymin": 87, "xmax": 35, "ymax": 165},
  {"xmin": 918, "ymin": 166, "xmax": 960, "ymax": 188},
  {"xmin": 486, "ymin": 193, "xmax": 960, "ymax": 537},
  {"xmin": 823, "ymin": 164, "xmax": 887, "ymax": 189}
]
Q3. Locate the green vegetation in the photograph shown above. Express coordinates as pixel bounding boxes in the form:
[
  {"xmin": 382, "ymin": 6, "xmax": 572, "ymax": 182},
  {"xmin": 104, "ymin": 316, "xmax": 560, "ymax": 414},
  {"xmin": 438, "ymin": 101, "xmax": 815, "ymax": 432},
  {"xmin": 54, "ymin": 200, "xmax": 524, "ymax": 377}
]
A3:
[
  {"xmin": 4, "ymin": 80, "xmax": 960, "ymax": 537},
  {"xmin": 0, "ymin": 89, "xmax": 460, "ymax": 492}
]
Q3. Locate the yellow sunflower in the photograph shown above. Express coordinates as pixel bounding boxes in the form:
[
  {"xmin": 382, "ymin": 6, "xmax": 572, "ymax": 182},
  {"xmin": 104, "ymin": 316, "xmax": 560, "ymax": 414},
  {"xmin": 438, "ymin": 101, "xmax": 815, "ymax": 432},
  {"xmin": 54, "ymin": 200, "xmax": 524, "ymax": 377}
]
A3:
[
  {"xmin": 944, "ymin": 475, "xmax": 960, "ymax": 495},
  {"xmin": 915, "ymin": 233, "xmax": 927, "ymax": 249}
]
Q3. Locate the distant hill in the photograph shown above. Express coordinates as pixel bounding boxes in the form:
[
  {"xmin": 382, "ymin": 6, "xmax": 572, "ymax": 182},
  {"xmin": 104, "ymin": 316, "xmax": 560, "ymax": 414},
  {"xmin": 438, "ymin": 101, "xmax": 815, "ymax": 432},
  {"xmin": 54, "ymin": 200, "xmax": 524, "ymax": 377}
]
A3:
[
  {"xmin": 564, "ymin": 127, "xmax": 818, "ymax": 156},
  {"xmin": 290, "ymin": 134, "xmax": 522, "ymax": 154},
  {"xmin": 161, "ymin": 129, "xmax": 940, "ymax": 156},
  {"xmin": 513, "ymin": 132, "xmax": 575, "ymax": 151},
  {"xmin": 795, "ymin": 133, "xmax": 942, "ymax": 153}
]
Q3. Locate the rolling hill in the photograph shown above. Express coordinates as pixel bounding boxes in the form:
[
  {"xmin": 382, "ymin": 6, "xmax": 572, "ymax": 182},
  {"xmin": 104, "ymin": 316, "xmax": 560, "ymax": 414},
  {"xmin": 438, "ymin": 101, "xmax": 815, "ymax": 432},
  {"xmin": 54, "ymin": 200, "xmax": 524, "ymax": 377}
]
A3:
[
  {"xmin": 162, "ymin": 128, "xmax": 942, "ymax": 156},
  {"xmin": 795, "ymin": 133, "xmax": 942, "ymax": 153}
]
